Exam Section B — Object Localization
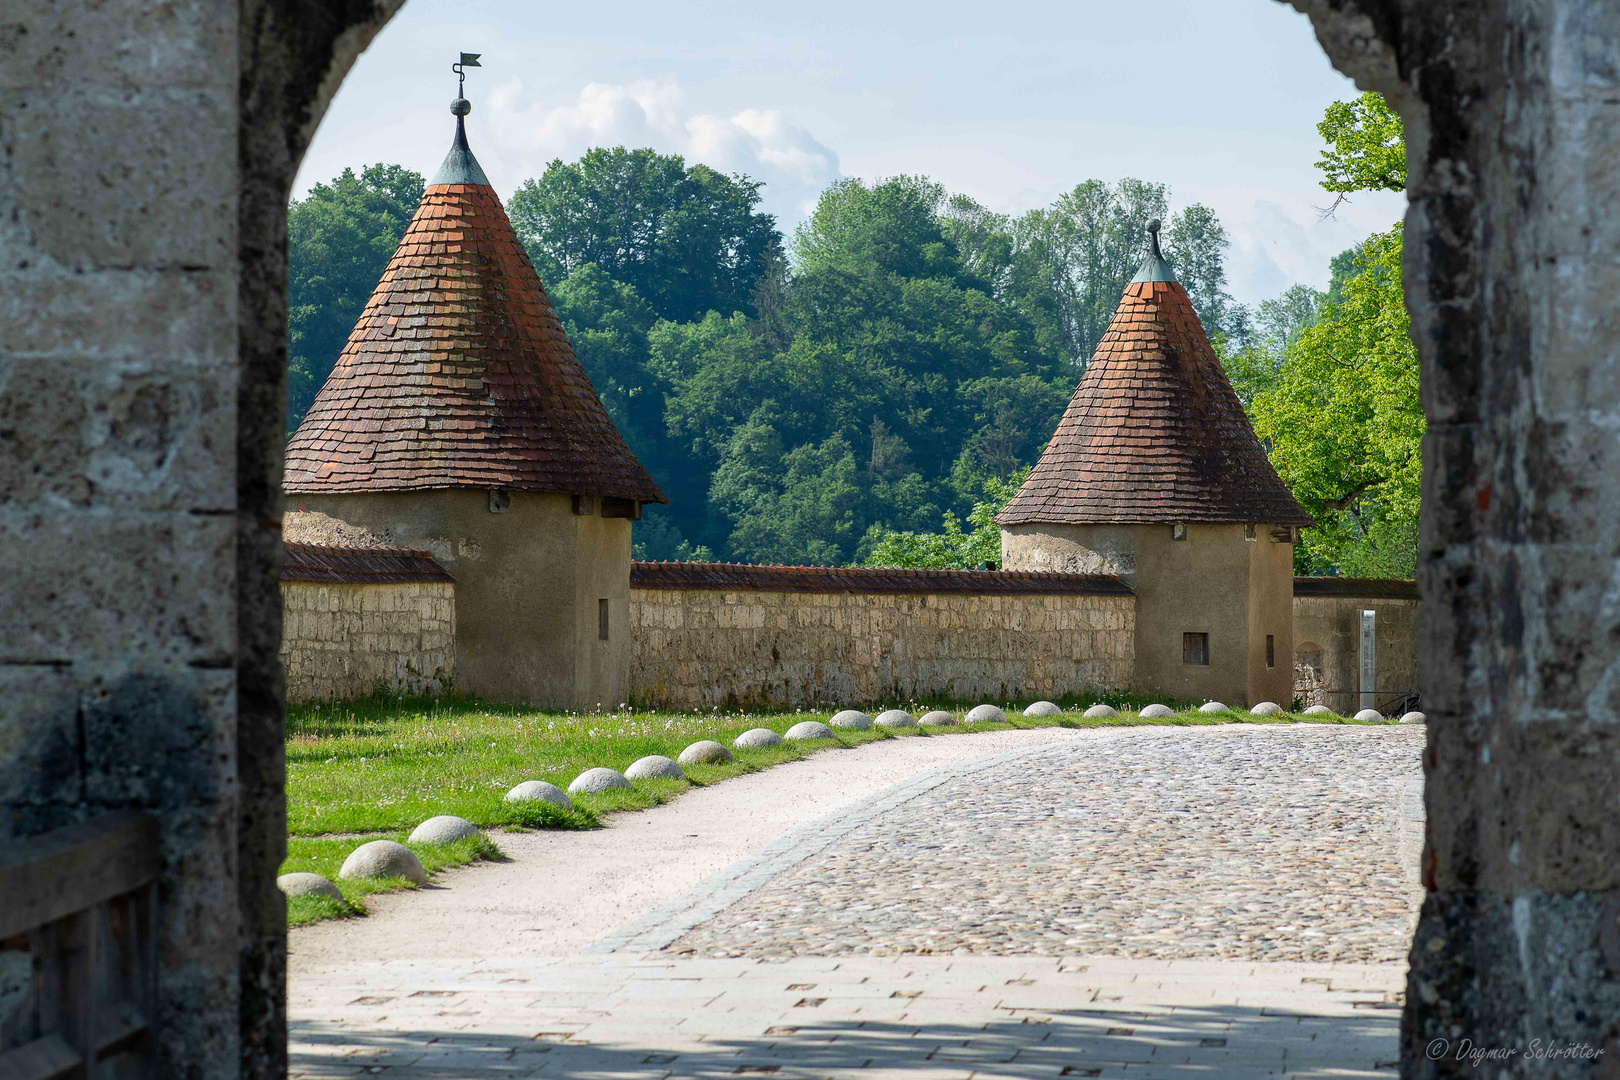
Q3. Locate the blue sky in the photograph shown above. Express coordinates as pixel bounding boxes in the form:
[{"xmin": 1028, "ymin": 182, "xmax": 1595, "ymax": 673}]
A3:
[{"xmin": 299, "ymin": 0, "xmax": 1407, "ymax": 308}]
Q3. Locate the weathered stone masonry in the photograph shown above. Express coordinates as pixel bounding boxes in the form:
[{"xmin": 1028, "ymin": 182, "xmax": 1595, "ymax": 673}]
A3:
[
  {"xmin": 280, "ymin": 543, "xmax": 455, "ymax": 703},
  {"xmin": 628, "ymin": 563, "xmax": 1135, "ymax": 709}
]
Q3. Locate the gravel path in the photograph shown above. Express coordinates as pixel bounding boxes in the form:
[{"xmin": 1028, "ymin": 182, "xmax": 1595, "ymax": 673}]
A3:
[{"xmin": 671, "ymin": 725, "xmax": 1423, "ymax": 963}]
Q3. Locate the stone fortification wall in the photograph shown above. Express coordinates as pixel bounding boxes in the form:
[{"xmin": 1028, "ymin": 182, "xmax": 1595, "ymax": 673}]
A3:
[
  {"xmin": 280, "ymin": 544, "xmax": 456, "ymax": 703},
  {"xmin": 628, "ymin": 563, "xmax": 1134, "ymax": 709},
  {"xmin": 1291, "ymin": 579, "xmax": 1420, "ymax": 714},
  {"xmin": 281, "ymin": 581, "xmax": 456, "ymax": 703}
]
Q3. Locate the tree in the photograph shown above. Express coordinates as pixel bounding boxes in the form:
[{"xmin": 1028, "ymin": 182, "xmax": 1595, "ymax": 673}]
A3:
[
  {"xmin": 506, "ymin": 147, "xmax": 779, "ymax": 324},
  {"xmin": 1253, "ymin": 227, "xmax": 1422, "ymax": 576},
  {"xmin": 863, "ymin": 470, "xmax": 1029, "ymax": 569},
  {"xmin": 287, "ymin": 164, "xmax": 424, "ymax": 430},
  {"xmin": 1317, "ymin": 92, "xmax": 1405, "ymax": 199},
  {"xmin": 1249, "ymin": 90, "xmax": 1419, "ymax": 576}
]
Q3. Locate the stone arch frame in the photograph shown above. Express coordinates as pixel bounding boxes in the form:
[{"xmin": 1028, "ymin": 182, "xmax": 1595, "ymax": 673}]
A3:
[{"xmin": 7, "ymin": 0, "xmax": 1620, "ymax": 1075}]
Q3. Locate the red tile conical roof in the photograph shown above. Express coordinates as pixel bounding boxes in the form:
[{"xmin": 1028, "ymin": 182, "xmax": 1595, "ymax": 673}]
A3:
[
  {"xmin": 997, "ymin": 237, "xmax": 1310, "ymax": 527},
  {"xmin": 284, "ymin": 112, "xmax": 666, "ymax": 504}
]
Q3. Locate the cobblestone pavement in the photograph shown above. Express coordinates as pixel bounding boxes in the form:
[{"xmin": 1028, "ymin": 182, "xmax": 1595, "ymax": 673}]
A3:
[
  {"xmin": 671, "ymin": 726, "xmax": 1423, "ymax": 963},
  {"xmin": 289, "ymin": 725, "xmax": 1421, "ymax": 1077},
  {"xmin": 290, "ymin": 953, "xmax": 1404, "ymax": 1079}
]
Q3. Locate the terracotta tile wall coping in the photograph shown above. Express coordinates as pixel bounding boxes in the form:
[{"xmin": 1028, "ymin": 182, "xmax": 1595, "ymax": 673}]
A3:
[
  {"xmin": 630, "ymin": 561, "xmax": 1133, "ymax": 596},
  {"xmin": 1292, "ymin": 577, "xmax": 1419, "ymax": 600},
  {"xmin": 282, "ymin": 541, "xmax": 455, "ymax": 584}
]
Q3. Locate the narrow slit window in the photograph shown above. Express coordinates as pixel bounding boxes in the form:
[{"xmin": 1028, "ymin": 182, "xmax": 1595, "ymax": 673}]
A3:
[
  {"xmin": 598, "ymin": 598, "xmax": 610, "ymax": 641},
  {"xmin": 1183, "ymin": 632, "xmax": 1209, "ymax": 666},
  {"xmin": 1266, "ymin": 634, "xmax": 1276, "ymax": 669}
]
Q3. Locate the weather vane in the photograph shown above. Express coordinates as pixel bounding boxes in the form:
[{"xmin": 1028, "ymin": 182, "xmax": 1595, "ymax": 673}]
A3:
[{"xmin": 452, "ymin": 51, "xmax": 481, "ymax": 99}]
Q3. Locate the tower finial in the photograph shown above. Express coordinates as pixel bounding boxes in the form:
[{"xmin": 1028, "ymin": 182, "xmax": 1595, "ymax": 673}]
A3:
[
  {"xmin": 1131, "ymin": 217, "xmax": 1176, "ymax": 284},
  {"xmin": 430, "ymin": 51, "xmax": 491, "ymax": 187},
  {"xmin": 451, "ymin": 51, "xmax": 481, "ymax": 115}
]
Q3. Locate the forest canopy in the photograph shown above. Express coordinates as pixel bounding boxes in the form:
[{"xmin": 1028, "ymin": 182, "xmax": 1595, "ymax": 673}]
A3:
[
  {"xmin": 288, "ymin": 155, "xmax": 1241, "ymax": 567},
  {"xmin": 287, "ymin": 95, "xmax": 1415, "ymax": 575}
]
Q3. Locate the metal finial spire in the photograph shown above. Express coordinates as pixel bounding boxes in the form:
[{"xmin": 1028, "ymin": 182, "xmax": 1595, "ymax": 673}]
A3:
[
  {"xmin": 451, "ymin": 51, "xmax": 480, "ymax": 116},
  {"xmin": 1131, "ymin": 217, "xmax": 1176, "ymax": 284},
  {"xmin": 430, "ymin": 51, "xmax": 491, "ymax": 187}
]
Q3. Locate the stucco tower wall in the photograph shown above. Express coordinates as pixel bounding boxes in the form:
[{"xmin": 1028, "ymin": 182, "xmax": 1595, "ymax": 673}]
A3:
[
  {"xmin": 286, "ymin": 491, "xmax": 628, "ymax": 709},
  {"xmin": 1244, "ymin": 530, "xmax": 1295, "ymax": 706},
  {"xmin": 1003, "ymin": 522, "xmax": 1294, "ymax": 705}
]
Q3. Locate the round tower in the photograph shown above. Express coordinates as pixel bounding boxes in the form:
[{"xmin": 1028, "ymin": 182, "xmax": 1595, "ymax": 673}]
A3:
[
  {"xmin": 283, "ymin": 79, "xmax": 666, "ymax": 708},
  {"xmin": 996, "ymin": 222, "xmax": 1311, "ymax": 706}
]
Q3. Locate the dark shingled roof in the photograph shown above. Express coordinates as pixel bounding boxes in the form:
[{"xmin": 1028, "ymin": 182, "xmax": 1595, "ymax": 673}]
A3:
[
  {"xmin": 281, "ymin": 542, "xmax": 454, "ymax": 584},
  {"xmin": 996, "ymin": 272, "xmax": 1312, "ymax": 528},
  {"xmin": 630, "ymin": 561, "xmax": 1132, "ymax": 596},
  {"xmin": 1293, "ymin": 577, "xmax": 1418, "ymax": 600},
  {"xmin": 283, "ymin": 115, "xmax": 666, "ymax": 504}
]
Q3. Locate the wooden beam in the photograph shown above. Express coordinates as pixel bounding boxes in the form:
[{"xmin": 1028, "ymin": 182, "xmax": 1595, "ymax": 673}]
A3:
[{"xmin": 0, "ymin": 813, "xmax": 159, "ymax": 939}]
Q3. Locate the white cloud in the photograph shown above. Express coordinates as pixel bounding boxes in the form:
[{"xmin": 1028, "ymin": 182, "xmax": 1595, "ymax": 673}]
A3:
[
  {"xmin": 478, "ymin": 79, "xmax": 841, "ymax": 227},
  {"xmin": 1224, "ymin": 195, "xmax": 1406, "ymax": 308}
]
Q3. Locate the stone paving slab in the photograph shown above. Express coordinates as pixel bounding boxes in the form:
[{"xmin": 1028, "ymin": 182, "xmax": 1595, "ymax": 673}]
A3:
[{"xmin": 289, "ymin": 953, "xmax": 1402, "ymax": 1078}]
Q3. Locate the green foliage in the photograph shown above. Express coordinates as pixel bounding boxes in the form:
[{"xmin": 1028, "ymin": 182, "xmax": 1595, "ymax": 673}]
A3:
[
  {"xmin": 289, "ymin": 153, "xmax": 1245, "ymax": 568},
  {"xmin": 1252, "ymin": 227, "xmax": 1422, "ymax": 576},
  {"xmin": 863, "ymin": 469, "xmax": 1029, "ymax": 569},
  {"xmin": 1317, "ymin": 91, "xmax": 1406, "ymax": 194},
  {"xmin": 506, "ymin": 147, "xmax": 778, "ymax": 324},
  {"xmin": 287, "ymin": 164, "xmax": 424, "ymax": 430}
]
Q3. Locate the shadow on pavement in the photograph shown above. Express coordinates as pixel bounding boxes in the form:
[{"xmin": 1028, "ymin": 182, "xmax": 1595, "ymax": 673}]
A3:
[{"xmin": 290, "ymin": 1001, "xmax": 1401, "ymax": 1078}]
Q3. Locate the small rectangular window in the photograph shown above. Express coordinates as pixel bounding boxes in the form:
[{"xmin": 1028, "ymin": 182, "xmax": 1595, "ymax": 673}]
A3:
[
  {"xmin": 1244, "ymin": 523, "xmax": 1257, "ymax": 542},
  {"xmin": 1266, "ymin": 634, "xmax": 1275, "ymax": 669},
  {"xmin": 1183, "ymin": 632, "xmax": 1209, "ymax": 666},
  {"xmin": 598, "ymin": 598, "xmax": 610, "ymax": 641},
  {"xmin": 1171, "ymin": 523, "xmax": 1188, "ymax": 541}
]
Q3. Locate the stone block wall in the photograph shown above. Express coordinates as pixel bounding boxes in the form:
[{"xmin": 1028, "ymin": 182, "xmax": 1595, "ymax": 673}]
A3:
[
  {"xmin": 627, "ymin": 563, "xmax": 1134, "ymax": 709},
  {"xmin": 280, "ymin": 581, "xmax": 456, "ymax": 703},
  {"xmin": 1291, "ymin": 580, "xmax": 1420, "ymax": 714}
]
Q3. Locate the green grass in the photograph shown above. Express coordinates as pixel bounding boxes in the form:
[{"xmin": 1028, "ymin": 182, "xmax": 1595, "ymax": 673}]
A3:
[
  {"xmin": 282, "ymin": 693, "xmax": 1393, "ymax": 926},
  {"xmin": 281, "ymin": 832, "xmax": 506, "ymax": 926}
]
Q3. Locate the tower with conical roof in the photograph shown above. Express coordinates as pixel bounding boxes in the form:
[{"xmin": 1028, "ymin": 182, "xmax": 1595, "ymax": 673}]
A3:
[
  {"xmin": 284, "ymin": 59, "xmax": 666, "ymax": 708},
  {"xmin": 996, "ymin": 222, "xmax": 1311, "ymax": 706}
]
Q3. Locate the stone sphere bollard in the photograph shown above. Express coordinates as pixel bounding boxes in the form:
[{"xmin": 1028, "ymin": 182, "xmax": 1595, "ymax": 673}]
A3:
[
  {"xmin": 734, "ymin": 728, "xmax": 785, "ymax": 749},
  {"xmin": 339, "ymin": 840, "xmax": 427, "ymax": 885},
  {"xmin": 569, "ymin": 767, "xmax": 631, "ymax": 795},
  {"xmin": 1354, "ymin": 708, "xmax": 1385, "ymax": 722},
  {"xmin": 1083, "ymin": 703, "xmax": 1119, "ymax": 719},
  {"xmin": 875, "ymin": 709, "xmax": 917, "ymax": 729},
  {"xmin": 409, "ymin": 815, "xmax": 481, "ymax": 845},
  {"xmin": 919, "ymin": 710, "xmax": 957, "ymax": 726},
  {"xmin": 1302, "ymin": 705, "xmax": 1336, "ymax": 716},
  {"xmin": 1198, "ymin": 702, "xmax": 1229, "ymax": 715},
  {"xmin": 964, "ymin": 704, "xmax": 1006, "ymax": 723},
  {"xmin": 1138, "ymin": 704, "xmax": 1175, "ymax": 719},
  {"xmin": 1249, "ymin": 701, "xmax": 1284, "ymax": 716},
  {"xmin": 830, "ymin": 710, "xmax": 871, "ymax": 730},
  {"xmin": 277, "ymin": 872, "xmax": 344, "ymax": 902},
  {"xmin": 1024, "ymin": 701, "xmax": 1063, "ymax": 718},
  {"xmin": 625, "ymin": 755, "xmax": 685, "ymax": 780},
  {"xmin": 505, "ymin": 780, "xmax": 573, "ymax": 810},
  {"xmin": 1399, "ymin": 711, "xmax": 1427, "ymax": 725},
  {"xmin": 678, "ymin": 740, "xmax": 734, "ymax": 766},
  {"xmin": 784, "ymin": 720, "xmax": 835, "ymax": 741}
]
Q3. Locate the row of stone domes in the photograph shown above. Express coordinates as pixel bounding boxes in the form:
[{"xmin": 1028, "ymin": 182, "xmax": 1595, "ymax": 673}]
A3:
[{"xmin": 278, "ymin": 699, "xmax": 1426, "ymax": 906}]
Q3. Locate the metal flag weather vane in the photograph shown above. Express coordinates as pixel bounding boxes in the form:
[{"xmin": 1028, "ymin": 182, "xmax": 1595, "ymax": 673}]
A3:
[{"xmin": 453, "ymin": 51, "xmax": 481, "ymax": 97}]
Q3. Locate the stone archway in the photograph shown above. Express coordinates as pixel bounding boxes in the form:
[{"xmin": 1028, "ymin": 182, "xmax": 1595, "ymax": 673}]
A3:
[{"xmin": 6, "ymin": 1, "xmax": 1620, "ymax": 1076}]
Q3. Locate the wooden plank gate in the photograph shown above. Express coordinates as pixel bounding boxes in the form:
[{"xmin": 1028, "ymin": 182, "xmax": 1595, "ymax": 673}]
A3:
[{"xmin": 0, "ymin": 813, "xmax": 159, "ymax": 1079}]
